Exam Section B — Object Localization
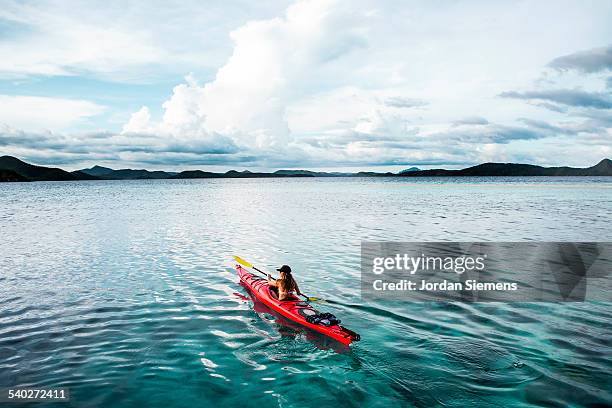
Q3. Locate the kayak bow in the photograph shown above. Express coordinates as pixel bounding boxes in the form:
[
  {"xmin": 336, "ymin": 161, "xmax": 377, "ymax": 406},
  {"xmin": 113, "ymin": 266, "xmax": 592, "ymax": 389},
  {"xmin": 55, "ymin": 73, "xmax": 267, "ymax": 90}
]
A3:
[{"xmin": 237, "ymin": 264, "xmax": 360, "ymax": 345}]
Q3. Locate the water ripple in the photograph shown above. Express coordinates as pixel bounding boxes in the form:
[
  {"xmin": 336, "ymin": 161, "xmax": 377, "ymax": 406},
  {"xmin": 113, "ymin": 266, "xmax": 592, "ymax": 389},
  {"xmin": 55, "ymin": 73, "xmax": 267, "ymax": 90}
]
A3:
[{"xmin": 0, "ymin": 178, "xmax": 610, "ymax": 407}]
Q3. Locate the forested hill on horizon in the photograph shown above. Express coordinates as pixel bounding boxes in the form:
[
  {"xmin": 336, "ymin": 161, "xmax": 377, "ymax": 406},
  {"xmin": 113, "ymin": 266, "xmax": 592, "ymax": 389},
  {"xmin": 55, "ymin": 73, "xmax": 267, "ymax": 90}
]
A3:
[{"xmin": 0, "ymin": 155, "xmax": 611, "ymax": 182}]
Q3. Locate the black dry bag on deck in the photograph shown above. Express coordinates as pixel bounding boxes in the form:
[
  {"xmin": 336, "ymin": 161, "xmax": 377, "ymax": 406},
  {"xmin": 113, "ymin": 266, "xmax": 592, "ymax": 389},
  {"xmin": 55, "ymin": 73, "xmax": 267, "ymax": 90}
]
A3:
[{"xmin": 306, "ymin": 312, "xmax": 341, "ymax": 326}]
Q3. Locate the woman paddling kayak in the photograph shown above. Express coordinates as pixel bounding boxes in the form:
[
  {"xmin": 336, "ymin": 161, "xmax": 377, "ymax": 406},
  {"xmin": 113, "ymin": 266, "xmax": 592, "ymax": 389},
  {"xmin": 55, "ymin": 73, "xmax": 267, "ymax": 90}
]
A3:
[
  {"xmin": 267, "ymin": 265, "xmax": 303, "ymax": 301},
  {"xmin": 235, "ymin": 257, "xmax": 360, "ymax": 344}
]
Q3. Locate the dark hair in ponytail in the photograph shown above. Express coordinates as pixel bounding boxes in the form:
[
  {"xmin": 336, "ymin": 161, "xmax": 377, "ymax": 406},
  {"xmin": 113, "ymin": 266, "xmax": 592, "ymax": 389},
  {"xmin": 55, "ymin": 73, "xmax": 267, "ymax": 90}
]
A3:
[{"xmin": 278, "ymin": 270, "xmax": 296, "ymax": 293}]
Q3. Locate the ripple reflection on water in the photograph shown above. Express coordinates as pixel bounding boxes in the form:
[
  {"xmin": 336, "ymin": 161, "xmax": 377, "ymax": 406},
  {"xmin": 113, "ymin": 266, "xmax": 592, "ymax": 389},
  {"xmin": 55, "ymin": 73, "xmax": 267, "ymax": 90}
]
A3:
[{"xmin": 0, "ymin": 177, "xmax": 611, "ymax": 407}]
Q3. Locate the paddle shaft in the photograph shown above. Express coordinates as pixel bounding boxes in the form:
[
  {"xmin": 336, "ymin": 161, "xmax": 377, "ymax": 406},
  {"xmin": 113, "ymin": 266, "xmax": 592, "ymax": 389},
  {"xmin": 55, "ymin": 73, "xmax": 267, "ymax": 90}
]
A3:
[{"xmin": 252, "ymin": 266, "xmax": 272, "ymax": 279}]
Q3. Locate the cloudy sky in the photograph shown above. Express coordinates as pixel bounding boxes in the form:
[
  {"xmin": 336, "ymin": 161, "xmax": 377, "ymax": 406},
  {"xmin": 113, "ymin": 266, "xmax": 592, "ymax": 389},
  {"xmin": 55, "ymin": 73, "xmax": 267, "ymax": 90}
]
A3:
[{"xmin": 0, "ymin": 0, "xmax": 611, "ymax": 171}]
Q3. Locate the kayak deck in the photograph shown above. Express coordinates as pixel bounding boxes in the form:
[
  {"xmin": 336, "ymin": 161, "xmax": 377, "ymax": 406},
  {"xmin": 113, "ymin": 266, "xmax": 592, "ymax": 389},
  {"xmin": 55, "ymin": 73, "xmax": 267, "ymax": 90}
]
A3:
[{"xmin": 237, "ymin": 265, "xmax": 360, "ymax": 345}]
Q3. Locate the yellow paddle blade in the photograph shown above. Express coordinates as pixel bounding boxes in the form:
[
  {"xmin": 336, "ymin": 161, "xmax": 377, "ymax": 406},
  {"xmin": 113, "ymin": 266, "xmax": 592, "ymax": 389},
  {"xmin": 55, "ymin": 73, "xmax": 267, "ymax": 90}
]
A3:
[{"xmin": 233, "ymin": 255, "xmax": 253, "ymax": 268}]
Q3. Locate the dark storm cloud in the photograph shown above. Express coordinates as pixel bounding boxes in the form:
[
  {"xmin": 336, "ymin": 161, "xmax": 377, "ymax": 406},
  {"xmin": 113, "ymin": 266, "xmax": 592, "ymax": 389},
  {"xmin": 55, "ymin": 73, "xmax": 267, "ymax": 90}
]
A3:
[
  {"xmin": 499, "ymin": 89, "xmax": 612, "ymax": 109},
  {"xmin": 548, "ymin": 45, "xmax": 612, "ymax": 73}
]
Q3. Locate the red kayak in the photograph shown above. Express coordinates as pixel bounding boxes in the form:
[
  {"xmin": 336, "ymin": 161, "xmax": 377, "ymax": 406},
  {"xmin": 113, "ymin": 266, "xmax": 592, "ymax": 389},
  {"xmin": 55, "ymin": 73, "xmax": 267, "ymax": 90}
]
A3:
[{"xmin": 237, "ymin": 265, "xmax": 360, "ymax": 345}]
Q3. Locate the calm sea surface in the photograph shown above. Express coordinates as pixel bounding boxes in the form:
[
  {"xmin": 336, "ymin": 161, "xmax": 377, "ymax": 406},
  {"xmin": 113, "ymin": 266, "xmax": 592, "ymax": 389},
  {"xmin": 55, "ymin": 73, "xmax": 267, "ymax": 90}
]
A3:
[{"xmin": 1, "ymin": 177, "xmax": 611, "ymax": 407}]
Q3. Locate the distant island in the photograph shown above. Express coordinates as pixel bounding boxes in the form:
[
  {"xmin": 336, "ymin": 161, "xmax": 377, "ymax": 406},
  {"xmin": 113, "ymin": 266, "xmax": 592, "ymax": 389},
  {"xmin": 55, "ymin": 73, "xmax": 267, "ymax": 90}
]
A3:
[{"xmin": 0, "ymin": 155, "xmax": 610, "ymax": 182}]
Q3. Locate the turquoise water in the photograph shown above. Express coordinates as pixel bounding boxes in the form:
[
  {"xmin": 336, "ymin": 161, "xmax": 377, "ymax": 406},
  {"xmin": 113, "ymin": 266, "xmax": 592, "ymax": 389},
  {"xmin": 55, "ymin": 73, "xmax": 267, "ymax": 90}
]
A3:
[{"xmin": 1, "ymin": 177, "xmax": 611, "ymax": 407}]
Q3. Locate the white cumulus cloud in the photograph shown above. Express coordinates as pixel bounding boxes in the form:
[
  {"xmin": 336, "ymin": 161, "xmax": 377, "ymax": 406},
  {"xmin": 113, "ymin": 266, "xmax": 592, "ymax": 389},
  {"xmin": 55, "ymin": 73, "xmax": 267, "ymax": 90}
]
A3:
[{"xmin": 123, "ymin": 0, "xmax": 370, "ymax": 149}]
